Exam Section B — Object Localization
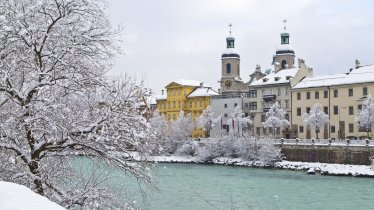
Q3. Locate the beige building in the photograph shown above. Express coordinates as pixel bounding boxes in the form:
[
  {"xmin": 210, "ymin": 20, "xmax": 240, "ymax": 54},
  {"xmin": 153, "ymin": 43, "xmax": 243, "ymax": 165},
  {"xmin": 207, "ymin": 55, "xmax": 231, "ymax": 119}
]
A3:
[
  {"xmin": 244, "ymin": 28, "xmax": 313, "ymax": 138},
  {"xmin": 245, "ymin": 59, "xmax": 313, "ymax": 138},
  {"xmin": 292, "ymin": 61, "xmax": 374, "ymax": 140}
]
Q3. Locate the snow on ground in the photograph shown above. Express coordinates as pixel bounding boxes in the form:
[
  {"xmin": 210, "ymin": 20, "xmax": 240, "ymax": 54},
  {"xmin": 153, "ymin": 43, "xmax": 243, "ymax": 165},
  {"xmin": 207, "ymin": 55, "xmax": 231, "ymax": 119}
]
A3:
[
  {"xmin": 275, "ymin": 161, "xmax": 374, "ymax": 177},
  {"xmin": 143, "ymin": 155, "xmax": 374, "ymax": 177},
  {"xmin": 0, "ymin": 181, "xmax": 65, "ymax": 210}
]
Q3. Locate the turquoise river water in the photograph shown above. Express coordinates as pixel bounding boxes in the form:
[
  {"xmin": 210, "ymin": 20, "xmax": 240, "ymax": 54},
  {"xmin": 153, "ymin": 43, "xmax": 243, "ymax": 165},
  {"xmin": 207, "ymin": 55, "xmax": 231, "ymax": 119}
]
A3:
[{"xmin": 76, "ymin": 161, "xmax": 374, "ymax": 210}]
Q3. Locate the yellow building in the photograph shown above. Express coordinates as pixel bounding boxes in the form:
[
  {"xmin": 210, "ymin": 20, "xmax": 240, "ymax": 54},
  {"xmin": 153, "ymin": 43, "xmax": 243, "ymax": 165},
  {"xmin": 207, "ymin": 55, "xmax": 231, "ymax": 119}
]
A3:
[
  {"xmin": 156, "ymin": 79, "xmax": 218, "ymax": 138},
  {"xmin": 292, "ymin": 61, "xmax": 374, "ymax": 140}
]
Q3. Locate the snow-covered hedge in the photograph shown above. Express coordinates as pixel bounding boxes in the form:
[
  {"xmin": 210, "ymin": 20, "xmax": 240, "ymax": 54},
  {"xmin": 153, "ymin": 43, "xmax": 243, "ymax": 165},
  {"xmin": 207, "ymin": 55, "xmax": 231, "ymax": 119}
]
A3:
[{"xmin": 151, "ymin": 136, "xmax": 283, "ymax": 166}]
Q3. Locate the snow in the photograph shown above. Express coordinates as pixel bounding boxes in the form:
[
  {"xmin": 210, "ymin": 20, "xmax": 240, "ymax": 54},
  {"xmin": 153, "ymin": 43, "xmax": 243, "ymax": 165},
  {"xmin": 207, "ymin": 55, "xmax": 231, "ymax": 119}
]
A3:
[
  {"xmin": 156, "ymin": 94, "xmax": 167, "ymax": 100},
  {"xmin": 294, "ymin": 65, "xmax": 374, "ymax": 89},
  {"xmin": 222, "ymin": 48, "xmax": 239, "ymax": 56},
  {"xmin": 173, "ymin": 79, "xmax": 202, "ymax": 87},
  {"xmin": 276, "ymin": 44, "xmax": 294, "ymax": 53},
  {"xmin": 275, "ymin": 161, "xmax": 374, "ymax": 177},
  {"xmin": 250, "ymin": 68, "xmax": 299, "ymax": 86},
  {"xmin": 0, "ymin": 181, "xmax": 66, "ymax": 210},
  {"xmin": 188, "ymin": 87, "xmax": 219, "ymax": 97}
]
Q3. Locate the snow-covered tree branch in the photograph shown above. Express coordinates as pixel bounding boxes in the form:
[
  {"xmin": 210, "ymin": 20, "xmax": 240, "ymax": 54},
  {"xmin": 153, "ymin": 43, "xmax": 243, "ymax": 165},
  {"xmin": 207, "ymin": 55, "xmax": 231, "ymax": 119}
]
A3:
[
  {"xmin": 356, "ymin": 95, "xmax": 374, "ymax": 139},
  {"xmin": 0, "ymin": 0, "xmax": 153, "ymax": 208},
  {"xmin": 303, "ymin": 103, "xmax": 329, "ymax": 139},
  {"xmin": 263, "ymin": 102, "xmax": 289, "ymax": 138}
]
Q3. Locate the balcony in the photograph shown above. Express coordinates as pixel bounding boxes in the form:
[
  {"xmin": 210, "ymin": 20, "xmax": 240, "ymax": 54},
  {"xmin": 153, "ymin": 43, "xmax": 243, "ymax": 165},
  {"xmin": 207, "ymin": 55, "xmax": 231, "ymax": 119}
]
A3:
[
  {"xmin": 262, "ymin": 107, "xmax": 270, "ymax": 112},
  {"xmin": 262, "ymin": 94, "xmax": 276, "ymax": 101}
]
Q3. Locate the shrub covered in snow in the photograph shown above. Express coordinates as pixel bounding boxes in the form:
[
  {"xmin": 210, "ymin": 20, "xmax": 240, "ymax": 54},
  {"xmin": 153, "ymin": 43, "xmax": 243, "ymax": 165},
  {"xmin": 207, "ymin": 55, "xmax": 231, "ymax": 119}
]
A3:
[{"xmin": 263, "ymin": 102, "xmax": 289, "ymax": 138}]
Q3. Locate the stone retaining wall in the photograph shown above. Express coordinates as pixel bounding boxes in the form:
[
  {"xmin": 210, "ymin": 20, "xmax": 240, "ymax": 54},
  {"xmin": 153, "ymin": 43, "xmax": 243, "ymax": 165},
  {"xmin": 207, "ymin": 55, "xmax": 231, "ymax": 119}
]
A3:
[{"xmin": 277, "ymin": 144, "xmax": 374, "ymax": 165}]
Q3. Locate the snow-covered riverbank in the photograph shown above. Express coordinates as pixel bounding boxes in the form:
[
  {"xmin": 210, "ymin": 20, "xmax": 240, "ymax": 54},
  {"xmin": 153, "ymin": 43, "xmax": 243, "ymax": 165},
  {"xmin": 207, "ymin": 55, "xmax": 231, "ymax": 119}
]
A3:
[{"xmin": 148, "ymin": 155, "xmax": 374, "ymax": 177}]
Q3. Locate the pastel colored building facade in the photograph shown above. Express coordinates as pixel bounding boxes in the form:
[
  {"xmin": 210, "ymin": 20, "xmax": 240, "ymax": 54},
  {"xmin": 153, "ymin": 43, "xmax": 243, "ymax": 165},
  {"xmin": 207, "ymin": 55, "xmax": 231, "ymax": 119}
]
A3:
[
  {"xmin": 292, "ymin": 62, "xmax": 374, "ymax": 140},
  {"xmin": 156, "ymin": 79, "xmax": 218, "ymax": 137}
]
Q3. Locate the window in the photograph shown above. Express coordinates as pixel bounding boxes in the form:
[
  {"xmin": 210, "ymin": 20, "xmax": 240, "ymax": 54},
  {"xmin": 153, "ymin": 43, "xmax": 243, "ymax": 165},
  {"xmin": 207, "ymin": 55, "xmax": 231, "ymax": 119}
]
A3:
[
  {"xmin": 285, "ymin": 114, "xmax": 289, "ymax": 121},
  {"xmin": 286, "ymin": 76, "xmax": 291, "ymax": 80},
  {"xmin": 324, "ymin": 106, "xmax": 328, "ymax": 115},
  {"xmin": 261, "ymin": 114, "xmax": 266, "ymax": 122},
  {"xmin": 234, "ymin": 103, "xmax": 238, "ymax": 107},
  {"xmin": 184, "ymin": 90, "xmax": 187, "ymax": 96},
  {"xmin": 299, "ymin": 126, "xmax": 304, "ymax": 133},
  {"xmin": 178, "ymin": 101, "xmax": 181, "ymax": 108},
  {"xmin": 334, "ymin": 90, "xmax": 338, "ymax": 97},
  {"xmin": 349, "ymin": 123, "xmax": 354, "ymax": 133},
  {"xmin": 163, "ymin": 103, "xmax": 166, "ymax": 109},
  {"xmin": 297, "ymin": 108, "xmax": 301, "ymax": 116},
  {"xmin": 194, "ymin": 101, "xmax": 197, "ymax": 107},
  {"xmin": 249, "ymin": 90, "xmax": 257, "ymax": 98},
  {"xmin": 275, "ymin": 77, "xmax": 280, "ymax": 81},
  {"xmin": 189, "ymin": 101, "xmax": 192, "ymax": 108},
  {"xmin": 173, "ymin": 114, "xmax": 176, "ymax": 121},
  {"xmin": 306, "ymin": 107, "xmax": 311, "ymax": 114},
  {"xmin": 315, "ymin": 91, "xmax": 319, "ymax": 99},
  {"xmin": 224, "ymin": 113, "xmax": 228, "ymax": 118},
  {"xmin": 262, "ymin": 90, "xmax": 265, "ymax": 95},
  {"xmin": 363, "ymin": 87, "xmax": 368, "ymax": 96},
  {"xmin": 306, "ymin": 92, "xmax": 311, "ymax": 99},
  {"xmin": 178, "ymin": 89, "xmax": 181, "ymax": 95},
  {"xmin": 256, "ymin": 127, "xmax": 261, "ymax": 135},
  {"xmin": 285, "ymin": 100, "xmax": 289, "ymax": 108},
  {"xmin": 224, "ymin": 104, "xmax": 227, "ymax": 108},
  {"xmin": 348, "ymin": 88, "xmax": 353, "ymax": 97},
  {"xmin": 358, "ymin": 104, "xmax": 362, "ymax": 110},
  {"xmin": 200, "ymin": 100, "xmax": 203, "ymax": 107},
  {"xmin": 297, "ymin": 93, "xmax": 301, "ymax": 100},
  {"xmin": 245, "ymin": 103, "xmax": 249, "ymax": 108},
  {"xmin": 349, "ymin": 106, "xmax": 354, "ymax": 115},
  {"xmin": 281, "ymin": 60, "xmax": 287, "ymax": 69},
  {"xmin": 277, "ymin": 88, "xmax": 281, "ymax": 96},
  {"xmin": 173, "ymin": 90, "xmax": 176, "ymax": 96},
  {"xmin": 226, "ymin": 63, "xmax": 231, "ymax": 74},
  {"xmin": 168, "ymin": 102, "xmax": 170, "ymax": 109},
  {"xmin": 285, "ymin": 88, "xmax": 289, "ymax": 95},
  {"xmin": 331, "ymin": 126, "xmax": 336, "ymax": 133},
  {"xmin": 173, "ymin": 101, "xmax": 176, "ymax": 108},
  {"xmin": 249, "ymin": 102, "xmax": 257, "ymax": 110},
  {"xmin": 334, "ymin": 106, "xmax": 338, "ymax": 115},
  {"xmin": 324, "ymin": 90, "xmax": 328, "ymax": 98}
]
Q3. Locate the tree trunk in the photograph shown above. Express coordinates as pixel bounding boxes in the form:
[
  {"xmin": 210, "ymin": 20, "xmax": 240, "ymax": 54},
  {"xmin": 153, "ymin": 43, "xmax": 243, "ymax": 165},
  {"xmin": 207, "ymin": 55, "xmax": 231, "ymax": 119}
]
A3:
[{"xmin": 28, "ymin": 160, "xmax": 44, "ymax": 195}]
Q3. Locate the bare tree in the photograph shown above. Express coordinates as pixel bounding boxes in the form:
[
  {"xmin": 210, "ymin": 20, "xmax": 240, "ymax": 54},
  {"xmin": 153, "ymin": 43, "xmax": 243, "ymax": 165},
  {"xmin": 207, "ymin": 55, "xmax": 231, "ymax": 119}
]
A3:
[{"xmin": 0, "ymin": 0, "xmax": 153, "ymax": 208}]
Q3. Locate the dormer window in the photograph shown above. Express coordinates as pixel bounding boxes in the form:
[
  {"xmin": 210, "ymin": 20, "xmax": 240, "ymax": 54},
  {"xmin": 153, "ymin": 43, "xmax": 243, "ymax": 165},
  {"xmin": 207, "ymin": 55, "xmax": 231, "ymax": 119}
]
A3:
[
  {"xmin": 286, "ymin": 76, "xmax": 291, "ymax": 80},
  {"xmin": 263, "ymin": 78, "xmax": 268, "ymax": 82},
  {"xmin": 275, "ymin": 77, "xmax": 280, "ymax": 81}
]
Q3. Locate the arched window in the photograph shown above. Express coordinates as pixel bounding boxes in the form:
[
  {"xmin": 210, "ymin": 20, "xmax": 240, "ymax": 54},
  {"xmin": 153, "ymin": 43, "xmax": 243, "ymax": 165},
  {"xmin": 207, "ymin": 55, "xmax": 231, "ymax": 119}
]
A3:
[
  {"xmin": 226, "ymin": 63, "xmax": 231, "ymax": 73},
  {"xmin": 281, "ymin": 60, "xmax": 287, "ymax": 69}
]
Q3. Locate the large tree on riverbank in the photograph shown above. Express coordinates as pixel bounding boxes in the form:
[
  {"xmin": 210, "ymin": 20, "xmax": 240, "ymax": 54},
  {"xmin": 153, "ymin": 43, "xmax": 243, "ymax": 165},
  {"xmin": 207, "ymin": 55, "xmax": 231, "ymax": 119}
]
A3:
[{"xmin": 0, "ymin": 0, "xmax": 153, "ymax": 208}]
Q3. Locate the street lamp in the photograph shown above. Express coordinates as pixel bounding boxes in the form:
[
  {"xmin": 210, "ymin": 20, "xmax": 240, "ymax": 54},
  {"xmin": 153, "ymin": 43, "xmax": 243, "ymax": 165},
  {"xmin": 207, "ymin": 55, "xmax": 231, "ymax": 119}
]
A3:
[{"xmin": 338, "ymin": 106, "xmax": 347, "ymax": 141}]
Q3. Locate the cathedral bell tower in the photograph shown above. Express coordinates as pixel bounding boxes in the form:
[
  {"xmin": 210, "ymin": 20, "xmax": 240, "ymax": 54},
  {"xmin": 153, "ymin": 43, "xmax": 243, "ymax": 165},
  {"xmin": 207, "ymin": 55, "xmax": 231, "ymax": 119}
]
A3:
[
  {"xmin": 220, "ymin": 23, "xmax": 241, "ymax": 94},
  {"xmin": 273, "ymin": 19, "xmax": 295, "ymax": 72}
]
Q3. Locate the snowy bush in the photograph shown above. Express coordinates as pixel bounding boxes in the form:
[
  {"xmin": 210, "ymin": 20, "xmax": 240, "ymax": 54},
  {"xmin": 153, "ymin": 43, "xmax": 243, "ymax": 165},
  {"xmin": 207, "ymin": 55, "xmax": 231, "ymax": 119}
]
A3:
[{"xmin": 195, "ymin": 136, "xmax": 282, "ymax": 164}]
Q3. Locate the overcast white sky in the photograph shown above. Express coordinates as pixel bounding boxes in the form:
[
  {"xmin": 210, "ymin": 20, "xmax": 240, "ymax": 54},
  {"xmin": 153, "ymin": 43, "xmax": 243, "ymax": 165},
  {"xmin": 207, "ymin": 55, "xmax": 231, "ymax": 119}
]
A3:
[{"xmin": 106, "ymin": 0, "xmax": 374, "ymax": 94}]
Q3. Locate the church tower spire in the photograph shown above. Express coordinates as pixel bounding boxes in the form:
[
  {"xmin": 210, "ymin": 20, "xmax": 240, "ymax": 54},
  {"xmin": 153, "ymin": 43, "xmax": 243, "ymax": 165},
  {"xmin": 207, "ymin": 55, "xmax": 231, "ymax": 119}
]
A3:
[
  {"xmin": 273, "ymin": 19, "xmax": 295, "ymax": 72},
  {"xmin": 220, "ymin": 23, "xmax": 242, "ymax": 94}
]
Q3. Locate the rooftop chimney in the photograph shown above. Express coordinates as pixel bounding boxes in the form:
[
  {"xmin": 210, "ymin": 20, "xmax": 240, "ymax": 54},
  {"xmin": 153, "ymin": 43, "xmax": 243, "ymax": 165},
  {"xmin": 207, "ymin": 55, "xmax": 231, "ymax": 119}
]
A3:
[{"xmin": 355, "ymin": 59, "xmax": 360, "ymax": 69}]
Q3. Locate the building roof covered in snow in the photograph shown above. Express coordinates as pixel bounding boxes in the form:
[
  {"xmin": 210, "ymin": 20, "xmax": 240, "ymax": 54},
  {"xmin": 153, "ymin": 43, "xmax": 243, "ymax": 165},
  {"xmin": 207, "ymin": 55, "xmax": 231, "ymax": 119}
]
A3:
[
  {"xmin": 276, "ymin": 44, "xmax": 294, "ymax": 54},
  {"xmin": 155, "ymin": 94, "xmax": 167, "ymax": 100},
  {"xmin": 171, "ymin": 79, "xmax": 202, "ymax": 87},
  {"xmin": 293, "ymin": 65, "xmax": 374, "ymax": 89},
  {"xmin": 250, "ymin": 68, "xmax": 299, "ymax": 87},
  {"xmin": 187, "ymin": 87, "xmax": 219, "ymax": 98}
]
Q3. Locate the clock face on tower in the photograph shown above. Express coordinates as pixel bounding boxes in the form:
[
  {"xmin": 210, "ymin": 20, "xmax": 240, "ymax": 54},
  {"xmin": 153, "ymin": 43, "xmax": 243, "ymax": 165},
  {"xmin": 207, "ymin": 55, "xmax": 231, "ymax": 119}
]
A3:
[{"xmin": 224, "ymin": 80, "xmax": 232, "ymax": 87}]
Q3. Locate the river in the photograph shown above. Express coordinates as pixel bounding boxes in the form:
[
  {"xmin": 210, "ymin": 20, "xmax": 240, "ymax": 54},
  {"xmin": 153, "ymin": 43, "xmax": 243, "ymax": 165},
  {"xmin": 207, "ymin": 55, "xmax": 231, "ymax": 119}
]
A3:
[{"xmin": 76, "ymin": 161, "xmax": 374, "ymax": 210}]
